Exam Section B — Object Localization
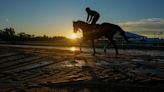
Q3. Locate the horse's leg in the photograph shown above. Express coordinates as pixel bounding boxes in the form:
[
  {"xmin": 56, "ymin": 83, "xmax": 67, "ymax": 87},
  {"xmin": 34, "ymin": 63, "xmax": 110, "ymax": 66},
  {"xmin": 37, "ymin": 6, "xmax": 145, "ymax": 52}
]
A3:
[
  {"xmin": 91, "ymin": 40, "xmax": 96, "ymax": 56},
  {"xmin": 119, "ymin": 28, "xmax": 130, "ymax": 43},
  {"xmin": 79, "ymin": 39, "xmax": 83, "ymax": 53},
  {"xmin": 104, "ymin": 41, "xmax": 112, "ymax": 54},
  {"xmin": 111, "ymin": 40, "xmax": 119, "ymax": 56},
  {"xmin": 80, "ymin": 42, "xmax": 82, "ymax": 52}
]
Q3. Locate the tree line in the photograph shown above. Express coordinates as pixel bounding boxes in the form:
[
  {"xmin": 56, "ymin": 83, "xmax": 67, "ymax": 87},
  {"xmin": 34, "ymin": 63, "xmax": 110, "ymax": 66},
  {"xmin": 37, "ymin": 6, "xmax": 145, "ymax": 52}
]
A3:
[{"xmin": 0, "ymin": 27, "xmax": 67, "ymax": 41}]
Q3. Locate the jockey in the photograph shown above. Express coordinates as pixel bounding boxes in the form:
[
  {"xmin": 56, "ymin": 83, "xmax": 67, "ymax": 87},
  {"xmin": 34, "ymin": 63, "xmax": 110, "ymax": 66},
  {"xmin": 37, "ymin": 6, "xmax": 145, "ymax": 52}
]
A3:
[{"xmin": 86, "ymin": 7, "xmax": 100, "ymax": 25}]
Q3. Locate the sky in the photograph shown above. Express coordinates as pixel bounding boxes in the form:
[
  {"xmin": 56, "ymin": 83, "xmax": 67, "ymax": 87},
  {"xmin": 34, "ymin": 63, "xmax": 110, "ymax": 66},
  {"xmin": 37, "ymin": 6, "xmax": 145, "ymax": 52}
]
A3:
[{"xmin": 0, "ymin": 0, "xmax": 164, "ymax": 38}]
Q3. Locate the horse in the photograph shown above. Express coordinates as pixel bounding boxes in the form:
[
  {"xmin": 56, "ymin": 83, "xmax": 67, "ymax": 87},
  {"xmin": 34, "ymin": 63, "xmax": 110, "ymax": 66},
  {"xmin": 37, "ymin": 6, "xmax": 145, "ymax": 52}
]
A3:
[{"xmin": 73, "ymin": 20, "xmax": 129, "ymax": 56}]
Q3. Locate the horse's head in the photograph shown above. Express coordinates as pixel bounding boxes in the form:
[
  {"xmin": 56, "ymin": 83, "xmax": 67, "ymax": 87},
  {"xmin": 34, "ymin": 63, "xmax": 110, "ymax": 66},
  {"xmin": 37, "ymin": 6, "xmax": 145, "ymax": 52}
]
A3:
[
  {"xmin": 73, "ymin": 20, "xmax": 88, "ymax": 33},
  {"xmin": 73, "ymin": 21, "xmax": 79, "ymax": 33}
]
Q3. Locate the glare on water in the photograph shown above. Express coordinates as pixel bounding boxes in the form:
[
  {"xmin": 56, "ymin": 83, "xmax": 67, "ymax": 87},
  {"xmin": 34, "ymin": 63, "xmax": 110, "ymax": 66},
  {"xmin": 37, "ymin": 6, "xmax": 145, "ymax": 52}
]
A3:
[{"xmin": 70, "ymin": 47, "xmax": 78, "ymax": 51}]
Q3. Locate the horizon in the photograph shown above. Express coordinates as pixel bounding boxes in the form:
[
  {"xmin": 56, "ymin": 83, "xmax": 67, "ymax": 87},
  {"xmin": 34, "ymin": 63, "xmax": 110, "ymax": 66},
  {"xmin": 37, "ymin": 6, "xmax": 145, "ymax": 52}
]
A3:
[{"xmin": 0, "ymin": 0, "xmax": 164, "ymax": 38}]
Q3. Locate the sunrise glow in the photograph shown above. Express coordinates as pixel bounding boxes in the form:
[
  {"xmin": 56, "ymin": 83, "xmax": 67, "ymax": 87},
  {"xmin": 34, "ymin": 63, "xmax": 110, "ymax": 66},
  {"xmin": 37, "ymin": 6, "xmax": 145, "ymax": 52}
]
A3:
[{"xmin": 69, "ymin": 33, "xmax": 78, "ymax": 39}]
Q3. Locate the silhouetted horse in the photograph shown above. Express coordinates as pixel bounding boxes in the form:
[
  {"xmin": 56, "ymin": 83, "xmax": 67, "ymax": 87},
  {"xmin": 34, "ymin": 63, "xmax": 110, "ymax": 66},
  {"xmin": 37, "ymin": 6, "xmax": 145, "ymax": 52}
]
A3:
[{"xmin": 73, "ymin": 20, "xmax": 129, "ymax": 56}]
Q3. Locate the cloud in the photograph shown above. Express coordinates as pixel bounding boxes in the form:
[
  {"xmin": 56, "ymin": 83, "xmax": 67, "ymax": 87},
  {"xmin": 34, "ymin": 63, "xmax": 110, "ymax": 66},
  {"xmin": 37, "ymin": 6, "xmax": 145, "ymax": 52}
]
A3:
[
  {"xmin": 119, "ymin": 18, "xmax": 164, "ymax": 38},
  {"xmin": 120, "ymin": 18, "xmax": 164, "ymax": 31}
]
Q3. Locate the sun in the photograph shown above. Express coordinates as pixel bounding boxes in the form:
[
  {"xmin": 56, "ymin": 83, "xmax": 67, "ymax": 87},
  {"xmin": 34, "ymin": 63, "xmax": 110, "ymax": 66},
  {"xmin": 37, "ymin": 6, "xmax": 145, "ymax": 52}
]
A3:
[{"xmin": 69, "ymin": 33, "xmax": 78, "ymax": 39}]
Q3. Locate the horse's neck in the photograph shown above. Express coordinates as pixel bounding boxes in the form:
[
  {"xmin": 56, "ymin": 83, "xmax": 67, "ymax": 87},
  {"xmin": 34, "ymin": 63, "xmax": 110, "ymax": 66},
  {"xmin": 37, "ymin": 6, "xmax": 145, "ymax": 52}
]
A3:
[{"xmin": 80, "ymin": 23, "xmax": 89, "ymax": 31}]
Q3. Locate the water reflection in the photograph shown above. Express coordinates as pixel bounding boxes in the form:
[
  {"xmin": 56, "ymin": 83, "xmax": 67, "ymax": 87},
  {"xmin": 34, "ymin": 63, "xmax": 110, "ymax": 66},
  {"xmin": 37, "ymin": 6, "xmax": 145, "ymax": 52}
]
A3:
[
  {"xmin": 1, "ymin": 44, "xmax": 163, "ymax": 56},
  {"xmin": 55, "ymin": 60, "xmax": 86, "ymax": 68},
  {"xmin": 63, "ymin": 60, "xmax": 86, "ymax": 68},
  {"xmin": 70, "ymin": 47, "xmax": 78, "ymax": 52}
]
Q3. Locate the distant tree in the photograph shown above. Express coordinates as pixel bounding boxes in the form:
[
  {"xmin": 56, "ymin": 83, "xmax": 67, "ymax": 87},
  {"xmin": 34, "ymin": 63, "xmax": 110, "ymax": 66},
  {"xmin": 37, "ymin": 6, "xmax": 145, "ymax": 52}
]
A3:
[
  {"xmin": 0, "ymin": 27, "xmax": 68, "ymax": 42},
  {"xmin": 31, "ymin": 34, "xmax": 35, "ymax": 38},
  {"xmin": 1, "ymin": 27, "xmax": 15, "ymax": 41},
  {"xmin": 4, "ymin": 28, "xmax": 15, "ymax": 36},
  {"xmin": 0, "ymin": 30, "xmax": 3, "ymax": 40},
  {"xmin": 43, "ymin": 35, "xmax": 49, "ymax": 40},
  {"xmin": 17, "ymin": 32, "xmax": 29, "ymax": 41},
  {"xmin": 52, "ymin": 36, "xmax": 66, "ymax": 41},
  {"xmin": 18, "ymin": 32, "xmax": 26, "ymax": 37},
  {"xmin": 0, "ymin": 29, "xmax": 3, "ymax": 34}
]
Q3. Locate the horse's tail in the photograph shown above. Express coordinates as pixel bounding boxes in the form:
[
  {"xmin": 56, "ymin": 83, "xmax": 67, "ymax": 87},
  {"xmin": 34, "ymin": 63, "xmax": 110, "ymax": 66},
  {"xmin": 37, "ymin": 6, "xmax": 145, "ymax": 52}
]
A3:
[{"xmin": 118, "ymin": 27, "xmax": 130, "ymax": 43}]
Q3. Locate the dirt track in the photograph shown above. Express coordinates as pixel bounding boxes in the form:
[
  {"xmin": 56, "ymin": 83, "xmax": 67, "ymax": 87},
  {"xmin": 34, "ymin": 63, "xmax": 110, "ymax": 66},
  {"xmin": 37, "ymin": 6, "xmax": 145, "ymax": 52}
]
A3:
[{"xmin": 0, "ymin": 45, "xmax": 163, "ymax": 92}]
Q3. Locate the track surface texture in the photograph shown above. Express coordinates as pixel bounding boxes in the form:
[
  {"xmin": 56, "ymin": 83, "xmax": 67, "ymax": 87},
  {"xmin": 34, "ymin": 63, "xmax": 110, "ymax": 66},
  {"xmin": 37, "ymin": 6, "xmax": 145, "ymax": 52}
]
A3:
[{"xmin": 0, "ymin": 45, "xmax": 163, "ymax": 92}]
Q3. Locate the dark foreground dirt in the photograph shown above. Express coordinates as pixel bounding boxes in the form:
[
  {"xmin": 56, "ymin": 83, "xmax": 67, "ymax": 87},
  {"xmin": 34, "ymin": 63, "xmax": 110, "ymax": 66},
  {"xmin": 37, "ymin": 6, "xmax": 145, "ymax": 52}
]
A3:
[{"xmin": 0, "ymin": 45, "xmax": 163, "ymax": 92}]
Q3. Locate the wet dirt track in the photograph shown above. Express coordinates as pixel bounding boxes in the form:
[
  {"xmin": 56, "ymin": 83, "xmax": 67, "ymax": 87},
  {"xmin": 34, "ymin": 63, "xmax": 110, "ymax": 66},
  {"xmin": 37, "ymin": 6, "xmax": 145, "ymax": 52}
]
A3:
[{"xmin": 0, "ymin": 45, "xmax": 164, "ymax": 92}]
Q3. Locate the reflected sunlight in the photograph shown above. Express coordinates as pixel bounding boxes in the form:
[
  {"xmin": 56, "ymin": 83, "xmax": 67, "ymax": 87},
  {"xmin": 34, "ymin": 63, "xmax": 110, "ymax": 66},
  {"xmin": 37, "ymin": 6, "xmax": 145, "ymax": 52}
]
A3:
[{"xmin": 70, "ymin": 47, "xmax": 78, "ymax": 51}]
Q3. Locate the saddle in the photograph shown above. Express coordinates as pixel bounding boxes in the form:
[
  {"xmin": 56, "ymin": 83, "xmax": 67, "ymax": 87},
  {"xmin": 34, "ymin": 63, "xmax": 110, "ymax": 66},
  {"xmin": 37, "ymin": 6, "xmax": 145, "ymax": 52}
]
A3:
[
  {"xmin": 83, "ymin": 24, "xmax": 101, "ymax": 40},
  {"xmin": 90, "ymin": 24, "xmax": 100, "ymax": 31}
]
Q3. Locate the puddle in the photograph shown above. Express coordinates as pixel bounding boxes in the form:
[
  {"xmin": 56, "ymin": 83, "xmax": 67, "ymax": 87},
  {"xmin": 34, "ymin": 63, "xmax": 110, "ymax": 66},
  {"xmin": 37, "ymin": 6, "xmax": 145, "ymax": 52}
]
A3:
[
  {"xmin": 70, "ymin": 47, "xmax": 78, "ymax": 52},
  {"xmin": 130, "ymin": 63, "xmax": 164, "ymax": 77},
  {"xmin": 131, "ymin": 59, "xmax": 145, "ymax": 62},
  {"xmin": 56, "ymin": 60, "xmax": 86, "ymax": 68},
  {"xmin": 95, "ymin": 60, "xmax": 132, "ymax": 66},
  {"xmin": 131, "ymin": 67, "xmax": 164, "ymax": 77}
]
